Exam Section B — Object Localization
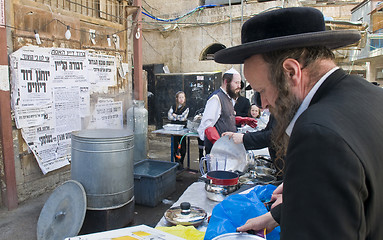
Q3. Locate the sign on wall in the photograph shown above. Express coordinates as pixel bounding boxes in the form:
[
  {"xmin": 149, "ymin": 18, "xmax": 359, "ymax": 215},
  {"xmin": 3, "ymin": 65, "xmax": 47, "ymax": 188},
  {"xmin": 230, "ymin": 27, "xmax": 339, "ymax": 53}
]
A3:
[{"xmin": 10, "ymin": 46, "xmax": 123, "ymax": 174}]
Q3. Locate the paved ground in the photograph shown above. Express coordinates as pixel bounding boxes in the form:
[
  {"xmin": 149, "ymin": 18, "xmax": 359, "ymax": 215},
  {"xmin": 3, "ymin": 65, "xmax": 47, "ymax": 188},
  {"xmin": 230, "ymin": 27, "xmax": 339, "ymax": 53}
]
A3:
[{"xmin": 0, "ymin": 134, "xmax": 202, "ymax": 240}]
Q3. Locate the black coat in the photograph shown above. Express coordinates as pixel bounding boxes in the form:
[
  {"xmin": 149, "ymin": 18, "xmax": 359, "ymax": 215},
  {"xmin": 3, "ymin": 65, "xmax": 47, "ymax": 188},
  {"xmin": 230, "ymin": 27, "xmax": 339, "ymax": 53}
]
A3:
[
  {"xmin": 243, "ymin": 115, "xmax": 276, "ymax": 160},
  {"xmin": 234, "ymin": 95, "xmax": 251, "ymax": 117},
  {"xmin": 275, "ymin": 69, "xmax": 383, "ymax": 239}
]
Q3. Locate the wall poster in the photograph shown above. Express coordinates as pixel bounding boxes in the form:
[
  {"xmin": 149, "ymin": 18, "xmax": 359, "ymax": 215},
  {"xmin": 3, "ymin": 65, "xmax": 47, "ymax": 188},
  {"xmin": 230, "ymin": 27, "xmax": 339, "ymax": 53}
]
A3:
[{"xmin": 10, "ymin": 46, "xmax": 121, "ymax": 174}]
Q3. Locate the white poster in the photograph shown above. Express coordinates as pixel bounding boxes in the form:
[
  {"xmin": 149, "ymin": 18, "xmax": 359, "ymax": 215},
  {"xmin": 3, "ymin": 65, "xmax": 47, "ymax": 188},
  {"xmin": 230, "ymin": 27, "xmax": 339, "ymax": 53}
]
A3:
[
  {"xmin": 21, "ymin": 106, "xmax": 71, "ymax": 174},
  {"xmin": 17, "ymin": 47, "xmax": 52, "ymax": 108},
  {"xmin": 0, "ymin": 0, "xmax": 5, "ymax": 28},
  {"xmin": 88, "ymin": 101, "xmax": 123, "ymax": 129},
  {"xmin": 53, "ymin": 86, "xmax": 81, "ymax": 134},
  {"xmin": 79, "ymin": 86, "xmax": 90, "ymax": 117},
  {"xmin": 14, "ymin": 104, "xmax": 51, "ymax": 129},
  {"xmin": 87, "ymin": 52, "xmax": 116, "ymax": 86}
]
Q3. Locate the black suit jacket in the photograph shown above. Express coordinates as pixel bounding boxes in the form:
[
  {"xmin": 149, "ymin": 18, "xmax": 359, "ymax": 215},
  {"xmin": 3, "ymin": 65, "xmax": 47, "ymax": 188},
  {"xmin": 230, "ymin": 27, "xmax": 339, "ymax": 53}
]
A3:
[
  {"xmin": 276, "ymin": 69, "xmax": 383, "ymax": 239},
  {"xmin": 243, "ymin": 115, "xmax": 275, "ymax": 157},
  {"xmin": 234, "ymin": 95, "xmax": 251, "ymax": 117}
]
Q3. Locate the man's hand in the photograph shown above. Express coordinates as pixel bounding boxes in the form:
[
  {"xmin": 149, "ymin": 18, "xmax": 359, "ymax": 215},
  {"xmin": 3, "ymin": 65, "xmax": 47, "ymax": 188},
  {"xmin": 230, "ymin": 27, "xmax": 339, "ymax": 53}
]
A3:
[
  {"xmin": 222, "ymin": 132, "xmax": 244, "ymax": 144},
  {"xmin": 235, "ymin": 117, "xmax": 257, "ymax": 128},
  {"xmin": 270, "ymin": 183, "xmax": 283, "ymax": 209},
  {"xmin": 205, "ymin": 127, "xmax": 220, "ymax": 144},
  {"xmin": 237, "ymin": 212, "xmax": 279, "ymax": 234}
]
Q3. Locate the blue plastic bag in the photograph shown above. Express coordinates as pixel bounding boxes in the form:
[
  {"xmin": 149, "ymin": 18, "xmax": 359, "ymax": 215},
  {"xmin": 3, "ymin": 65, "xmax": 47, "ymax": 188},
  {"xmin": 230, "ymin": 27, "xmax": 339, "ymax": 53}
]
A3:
[{"xmin": 204, "ymin": 184, "xmax": 280, "ymax": 240}]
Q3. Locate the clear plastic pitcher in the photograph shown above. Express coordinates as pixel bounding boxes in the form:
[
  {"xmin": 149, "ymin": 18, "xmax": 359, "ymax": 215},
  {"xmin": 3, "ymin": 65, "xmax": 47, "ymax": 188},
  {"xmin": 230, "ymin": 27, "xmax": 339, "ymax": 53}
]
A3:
[{"xmin": 199, "ymin": 154, "xmax": 228, "ymax": 175}]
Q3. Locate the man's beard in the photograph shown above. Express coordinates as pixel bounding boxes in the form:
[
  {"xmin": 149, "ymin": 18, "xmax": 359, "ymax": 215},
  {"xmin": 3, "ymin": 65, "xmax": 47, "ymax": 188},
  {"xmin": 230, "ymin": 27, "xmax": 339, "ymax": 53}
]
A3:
[
  {"xmin": 269, "ymin": 76, "xmax": 302, "ymax": 175},
  {"xmin": 226, "ymin": 82, "xmax": 239, "ymax": 99}
]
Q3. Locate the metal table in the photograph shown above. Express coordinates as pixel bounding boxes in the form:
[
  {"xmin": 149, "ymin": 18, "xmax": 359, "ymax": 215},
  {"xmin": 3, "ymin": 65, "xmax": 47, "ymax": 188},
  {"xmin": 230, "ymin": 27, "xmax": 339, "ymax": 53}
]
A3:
[{"xmin": 152, "ymin": 128, "xmax": 199, "ymax": 170}]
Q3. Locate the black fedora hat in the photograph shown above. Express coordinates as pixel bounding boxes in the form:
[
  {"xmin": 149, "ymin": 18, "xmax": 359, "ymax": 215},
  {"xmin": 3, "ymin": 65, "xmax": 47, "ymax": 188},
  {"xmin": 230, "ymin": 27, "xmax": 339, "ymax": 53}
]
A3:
[{"xmin": 215, "ymin": 7, "xmax": 361, "ymax": 64}]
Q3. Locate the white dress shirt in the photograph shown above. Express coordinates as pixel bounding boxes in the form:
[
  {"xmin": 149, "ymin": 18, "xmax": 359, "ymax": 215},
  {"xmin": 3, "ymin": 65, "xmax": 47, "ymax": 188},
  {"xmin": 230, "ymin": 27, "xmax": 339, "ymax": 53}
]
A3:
[{"xmin": 285, "ymin": 67, "xmax": 339, "ymax": 136}]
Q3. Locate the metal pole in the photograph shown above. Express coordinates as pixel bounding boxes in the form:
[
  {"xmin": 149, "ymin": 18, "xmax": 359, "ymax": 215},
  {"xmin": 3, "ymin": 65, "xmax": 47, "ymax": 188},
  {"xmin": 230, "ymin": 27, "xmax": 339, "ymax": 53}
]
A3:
[{"xmin": 133, "ymin": 0, "xmax": 143, "ymax": 101}]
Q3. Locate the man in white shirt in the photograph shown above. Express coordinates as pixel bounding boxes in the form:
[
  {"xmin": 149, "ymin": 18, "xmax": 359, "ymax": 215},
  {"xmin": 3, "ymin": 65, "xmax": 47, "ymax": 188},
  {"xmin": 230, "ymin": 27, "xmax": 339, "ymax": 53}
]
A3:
[{"xmin": 197, "ymin": 68, "xmax": 257, "ymax": 154}]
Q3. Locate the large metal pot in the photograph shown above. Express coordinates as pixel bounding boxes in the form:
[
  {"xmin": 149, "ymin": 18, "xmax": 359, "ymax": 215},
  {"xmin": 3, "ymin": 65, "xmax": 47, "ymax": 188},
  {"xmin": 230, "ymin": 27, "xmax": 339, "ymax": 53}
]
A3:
[
  {"xmin": 200, "ymin": 171, "xmax": 240, "ymax": 202},
  {"xmin": 205, "ymin": 183, "xmax": 240, "ymax": 202},
  {"xmin": 71, "ymin": 129, "xmax": 134, "ymax": 210}
]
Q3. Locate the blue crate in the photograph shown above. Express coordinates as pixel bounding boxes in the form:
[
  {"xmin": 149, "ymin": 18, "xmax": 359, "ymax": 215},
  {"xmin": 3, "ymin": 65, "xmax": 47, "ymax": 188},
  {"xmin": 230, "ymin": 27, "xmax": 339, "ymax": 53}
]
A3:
[{"xmin": 134, "ymin": 159, "xmax": 178, "ymax": 207}]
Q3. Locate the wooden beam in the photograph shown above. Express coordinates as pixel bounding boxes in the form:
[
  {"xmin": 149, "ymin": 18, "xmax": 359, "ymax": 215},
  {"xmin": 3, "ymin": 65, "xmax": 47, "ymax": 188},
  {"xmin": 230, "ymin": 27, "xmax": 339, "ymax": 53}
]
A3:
[{"xmin": 0, "ymin": 5, "xmax": 18, "ymax": 210}]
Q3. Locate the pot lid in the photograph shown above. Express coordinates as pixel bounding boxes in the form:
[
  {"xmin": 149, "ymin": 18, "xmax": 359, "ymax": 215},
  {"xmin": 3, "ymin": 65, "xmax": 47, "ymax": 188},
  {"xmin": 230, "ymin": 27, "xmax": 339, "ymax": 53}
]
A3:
[
  {"xmin": 164, "ymin": 202, "xmax": 207, "ymax": 226},
  {"xmin": 37, "ymin": 180, "xmax": 87, "ymax": 240},
  {"xmin": 212, "ymin": 232, "xmax": 265, "ymax": 240}
]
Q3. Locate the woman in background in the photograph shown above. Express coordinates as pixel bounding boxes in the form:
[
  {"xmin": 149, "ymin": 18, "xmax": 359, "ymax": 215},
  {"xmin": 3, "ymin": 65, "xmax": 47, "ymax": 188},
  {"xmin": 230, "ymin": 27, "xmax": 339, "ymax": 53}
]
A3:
[{"xmin": 168, "ymin": 91, "xmax": 189, "ymax": 169}]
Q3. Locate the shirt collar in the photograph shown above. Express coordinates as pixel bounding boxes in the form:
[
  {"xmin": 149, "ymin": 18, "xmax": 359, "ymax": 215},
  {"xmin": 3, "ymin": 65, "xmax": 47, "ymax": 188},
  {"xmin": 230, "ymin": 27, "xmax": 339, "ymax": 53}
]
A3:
[
  {"xmin": 285, "ymin": 67, "xmax": 339, "ymax": 136},
  {"xmin": 220, "ymin": 87, "xmax": 232, "ymax": 100},
  {"xmin": 220, "ymin": 87, "xmax": 237, "ymax": 106}
]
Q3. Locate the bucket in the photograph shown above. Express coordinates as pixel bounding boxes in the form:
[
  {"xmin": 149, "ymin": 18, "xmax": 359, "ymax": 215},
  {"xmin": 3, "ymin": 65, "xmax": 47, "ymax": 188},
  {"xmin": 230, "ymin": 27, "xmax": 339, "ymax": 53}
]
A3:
[{"xmin": 71, "ymin": 129, "xmax": 134, "ymax": 210}]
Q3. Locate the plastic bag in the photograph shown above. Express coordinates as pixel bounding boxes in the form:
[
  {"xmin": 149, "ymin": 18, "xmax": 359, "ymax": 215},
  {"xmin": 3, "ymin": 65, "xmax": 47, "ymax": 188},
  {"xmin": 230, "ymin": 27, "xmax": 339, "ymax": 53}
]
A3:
[
  {"xmin": 156, "ymin": 225, "xmax": 205, "ymax": 240},
  {"xmin": 204, "ymin": 184, "xmax": 280, "ymax": 240}
]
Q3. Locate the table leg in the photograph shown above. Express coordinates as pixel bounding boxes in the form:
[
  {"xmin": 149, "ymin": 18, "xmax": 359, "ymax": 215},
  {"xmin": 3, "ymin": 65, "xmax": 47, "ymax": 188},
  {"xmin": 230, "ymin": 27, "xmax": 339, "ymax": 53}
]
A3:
[
  {"xmin": 187, "ymin": 137, "xmax": 190, "ymax": 169},
  {"xmin": 170, "ymin": 135, "xmax": 174, "ymax": 162}
]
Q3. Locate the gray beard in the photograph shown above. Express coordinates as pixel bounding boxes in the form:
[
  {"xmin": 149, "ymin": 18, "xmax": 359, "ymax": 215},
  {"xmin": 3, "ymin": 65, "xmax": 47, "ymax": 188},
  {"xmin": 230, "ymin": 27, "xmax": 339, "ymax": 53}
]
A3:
[{"xmin": 269, "ymin": 86, "xmax": 302, "ymax": 164}]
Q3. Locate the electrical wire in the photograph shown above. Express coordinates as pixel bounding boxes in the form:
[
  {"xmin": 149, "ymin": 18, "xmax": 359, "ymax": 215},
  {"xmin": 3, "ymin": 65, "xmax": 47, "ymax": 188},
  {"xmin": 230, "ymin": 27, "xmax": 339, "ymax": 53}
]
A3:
[
  {"xmin": 141, "ymin": 4, "xmax": 218, "ymax": 22},
  {"xmin": 192, "ymin": 10, "xmax": 221, "ymax": 43},
  {"xmin": 140, "ymin": 6, "xmax": 283, "ymax": 29},
  {"xmin": 142, "ymin": 34, "xmax": 163, "ymax": 57}
]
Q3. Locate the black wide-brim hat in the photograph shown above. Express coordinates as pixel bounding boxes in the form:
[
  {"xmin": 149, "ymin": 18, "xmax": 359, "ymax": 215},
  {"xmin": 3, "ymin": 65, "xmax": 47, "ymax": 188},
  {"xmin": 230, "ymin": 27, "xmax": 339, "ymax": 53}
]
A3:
[{"xmin": 214, "ymin": 7, "xmax": 361, "ymax": 64}]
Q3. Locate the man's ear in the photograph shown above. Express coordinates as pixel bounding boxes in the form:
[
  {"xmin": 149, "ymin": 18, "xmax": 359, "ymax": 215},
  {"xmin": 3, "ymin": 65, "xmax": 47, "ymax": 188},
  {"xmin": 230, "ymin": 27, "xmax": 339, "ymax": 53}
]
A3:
[{"xmin": 282, "ymin": 58, "xmax": 302, "ymax": 87}]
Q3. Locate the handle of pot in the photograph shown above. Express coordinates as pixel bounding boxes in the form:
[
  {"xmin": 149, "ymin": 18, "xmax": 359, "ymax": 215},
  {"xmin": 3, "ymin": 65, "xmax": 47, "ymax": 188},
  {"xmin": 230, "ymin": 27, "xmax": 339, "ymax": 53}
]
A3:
[
  {"xmin": 198, "ymin": 176, "xmax": 212, "ymax": 184},
  {"xmin": 199, "ymin": 156, "xmax": 209, "ymax": 175},
  {"xmin": 255, "ymin": 155, "xmax": 273, "ymax": 162}
]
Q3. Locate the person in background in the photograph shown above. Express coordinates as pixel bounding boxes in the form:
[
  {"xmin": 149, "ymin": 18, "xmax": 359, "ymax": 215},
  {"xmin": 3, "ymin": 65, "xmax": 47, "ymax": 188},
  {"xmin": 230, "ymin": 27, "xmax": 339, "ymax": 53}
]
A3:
[
  {"xmin": 249, "ymin": 104, "xmax": 261, "ymax": 120},
  {"xmin": 197, "ymin": 68, "xmax": 257, "ymax": 154},
  {"xmin": 234, "ymin": 81, "xmax": 251, "ymax": 117},
  {"xmin": 215, "ymin": 7, "xmax": 383, "ymax": 239},
  {"xmin": 168, "ymin": 91, "xmax": 189, "ymax": 169}
]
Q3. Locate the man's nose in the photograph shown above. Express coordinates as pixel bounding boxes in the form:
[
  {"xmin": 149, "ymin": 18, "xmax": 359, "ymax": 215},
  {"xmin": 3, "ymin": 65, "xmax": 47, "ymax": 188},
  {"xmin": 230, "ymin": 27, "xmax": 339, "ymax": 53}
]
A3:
[{"xmin": 261, "ymin": 95, "xmax": 269, "ymax": 109}]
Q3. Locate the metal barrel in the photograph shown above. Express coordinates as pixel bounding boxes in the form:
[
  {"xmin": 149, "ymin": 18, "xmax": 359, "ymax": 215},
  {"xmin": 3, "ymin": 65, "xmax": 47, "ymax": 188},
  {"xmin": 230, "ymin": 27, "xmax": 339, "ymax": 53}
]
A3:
[{"xmin": 71, "ymin": 129, "xmax": 134, "ymax": 210}]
